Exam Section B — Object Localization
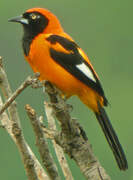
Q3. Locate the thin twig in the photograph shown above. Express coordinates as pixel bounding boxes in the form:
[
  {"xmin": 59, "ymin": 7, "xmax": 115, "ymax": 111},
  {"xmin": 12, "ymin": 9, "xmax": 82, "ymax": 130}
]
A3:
[
  {"xmin": 25, "ymin": 104, "xmax": 60, "ymax": 180},
  {"xmin": 45, "ymin": 102, "xmax": 74, "ymax": 180},
  {"xmin": 0, "ymin": 72, "xmax": 40, "ymax": 115}
]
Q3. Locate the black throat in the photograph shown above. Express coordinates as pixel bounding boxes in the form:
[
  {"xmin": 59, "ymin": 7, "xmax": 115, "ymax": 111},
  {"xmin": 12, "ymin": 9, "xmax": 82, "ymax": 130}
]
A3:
[
  {"xmin": 22, "ymin": 12, "xmax": 49, "ymax": 56},
  {"xmin": 22, "ymin": 27, "xmax": 34, "ymax": 56}
]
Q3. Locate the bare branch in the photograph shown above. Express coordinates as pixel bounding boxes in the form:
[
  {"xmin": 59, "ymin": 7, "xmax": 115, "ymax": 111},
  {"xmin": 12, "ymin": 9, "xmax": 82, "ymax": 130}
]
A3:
[
  {"xmin": 45, "ymin": 102, "xmax": 74, "ymax": 180},
  {"xmin": 25, "ymin": 104, "xmax": 60, "ymax": 180}
]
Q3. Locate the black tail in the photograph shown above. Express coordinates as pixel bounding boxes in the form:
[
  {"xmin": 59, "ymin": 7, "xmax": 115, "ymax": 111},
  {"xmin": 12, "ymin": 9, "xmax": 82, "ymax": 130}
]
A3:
[{"xmin": 95, "ymin": 103, "xmax": 128, "ymax": 170}]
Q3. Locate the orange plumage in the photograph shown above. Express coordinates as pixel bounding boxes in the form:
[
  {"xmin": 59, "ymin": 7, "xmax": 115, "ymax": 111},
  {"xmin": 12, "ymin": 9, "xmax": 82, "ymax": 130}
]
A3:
[
  {"xmin": 25, "ymin": 8, "xmax": 104, "ymax": 112},
  {"xmin": 9, "ymin": 7, "xmax": 128, "ymax": 170}
]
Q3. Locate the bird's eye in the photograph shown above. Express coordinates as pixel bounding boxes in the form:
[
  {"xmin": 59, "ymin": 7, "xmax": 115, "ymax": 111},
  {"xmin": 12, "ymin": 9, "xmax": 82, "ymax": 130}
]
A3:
[{"xmin": 31, "ymin": 14, "xmax": 37, "ymax": 20}]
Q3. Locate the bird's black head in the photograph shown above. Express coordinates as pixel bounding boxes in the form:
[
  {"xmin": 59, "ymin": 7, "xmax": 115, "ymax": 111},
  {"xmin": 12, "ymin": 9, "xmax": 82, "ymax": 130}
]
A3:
[
  {"xmin": 9, "ymin": 11, "xmax": 49, "ymax": 56},
  {"xmin": 9, "ymin": 8, "xmax": 63, "ymax": 56},
  {"xmin": 9, "ymin": 11, "xmax": 49, "ymax": 38}
]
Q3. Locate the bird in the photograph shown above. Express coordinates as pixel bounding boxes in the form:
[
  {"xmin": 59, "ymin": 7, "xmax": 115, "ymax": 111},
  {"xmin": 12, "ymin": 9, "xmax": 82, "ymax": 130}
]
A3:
[{"xmin": 9, "ymin": 7, "xmax": 128, "ymax": 170}]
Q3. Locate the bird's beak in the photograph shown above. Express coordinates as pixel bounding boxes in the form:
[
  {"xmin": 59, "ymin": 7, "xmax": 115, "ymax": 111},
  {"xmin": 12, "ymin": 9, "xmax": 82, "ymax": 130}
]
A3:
[{"xmin": 8, "ymin": 15, "xmax": 29, "ymax": 25}]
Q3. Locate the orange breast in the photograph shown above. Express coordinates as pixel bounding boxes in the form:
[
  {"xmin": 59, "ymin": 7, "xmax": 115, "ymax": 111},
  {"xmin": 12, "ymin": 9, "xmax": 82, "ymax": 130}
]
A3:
[
  {"xmin": 26, "ymin": 34, "xmax": 79, "ymax": 94},
  {"xmin": 25, "ymin": 33, "xmax": 104, "ymax": 112}
]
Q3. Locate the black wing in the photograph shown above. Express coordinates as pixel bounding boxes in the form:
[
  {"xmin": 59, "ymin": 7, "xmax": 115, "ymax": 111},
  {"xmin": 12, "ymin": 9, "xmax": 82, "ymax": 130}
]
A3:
[{"xmin": 46, "ymin": 35, "xmax": 108, "ymax": 106}]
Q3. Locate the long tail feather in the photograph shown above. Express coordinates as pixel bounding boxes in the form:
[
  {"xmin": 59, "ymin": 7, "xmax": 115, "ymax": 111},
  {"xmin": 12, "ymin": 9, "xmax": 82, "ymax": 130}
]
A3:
[{"xmin": 95, "ymin": 103, "xmax": 128, "ymax": 170}]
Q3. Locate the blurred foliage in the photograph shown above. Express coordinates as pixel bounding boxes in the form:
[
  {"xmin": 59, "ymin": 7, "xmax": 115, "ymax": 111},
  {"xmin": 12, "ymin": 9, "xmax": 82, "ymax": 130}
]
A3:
[{"xmin": 0, "ymin": 0, "xmax": 132, "ymax": 179}]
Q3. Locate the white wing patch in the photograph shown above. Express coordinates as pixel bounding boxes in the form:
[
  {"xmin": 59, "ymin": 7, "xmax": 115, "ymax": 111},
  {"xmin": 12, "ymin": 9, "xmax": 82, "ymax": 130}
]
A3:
[{"xmin": 76, "ymin": 63, "xmax": 96, "ymax": 82}]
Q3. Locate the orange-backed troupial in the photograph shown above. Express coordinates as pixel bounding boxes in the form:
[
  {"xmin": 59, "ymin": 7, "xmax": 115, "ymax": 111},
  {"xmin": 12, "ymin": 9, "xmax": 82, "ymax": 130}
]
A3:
[{"xmin": 9, "ymin": 7, "xmax": 128, "ymax": 170}]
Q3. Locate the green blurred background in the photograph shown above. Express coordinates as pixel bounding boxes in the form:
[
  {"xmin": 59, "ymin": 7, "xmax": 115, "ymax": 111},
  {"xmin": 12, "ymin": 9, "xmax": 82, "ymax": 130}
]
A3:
[{"xmin": 0, "ymin": 0, "xmax": 132, "ymax": 179}]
